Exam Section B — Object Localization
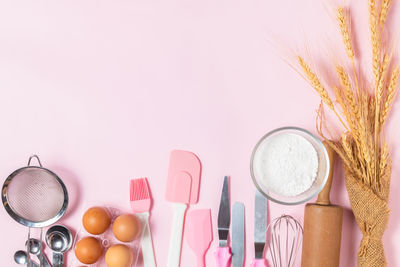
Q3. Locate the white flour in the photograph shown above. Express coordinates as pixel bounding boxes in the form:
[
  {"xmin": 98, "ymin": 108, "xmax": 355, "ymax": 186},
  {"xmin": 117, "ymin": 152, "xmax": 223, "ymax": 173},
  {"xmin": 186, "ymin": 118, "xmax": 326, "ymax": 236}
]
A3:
[{"xmin": 254, "ymin": 133, "xmax": 318, "ymax": 196}]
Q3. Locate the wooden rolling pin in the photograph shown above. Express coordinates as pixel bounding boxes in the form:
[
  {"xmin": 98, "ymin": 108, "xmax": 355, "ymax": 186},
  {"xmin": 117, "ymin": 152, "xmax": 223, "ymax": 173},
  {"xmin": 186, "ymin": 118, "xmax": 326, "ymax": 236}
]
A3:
[{"xmin": 301, "ymin": 141, "xmax": 343, "ymax": 267}]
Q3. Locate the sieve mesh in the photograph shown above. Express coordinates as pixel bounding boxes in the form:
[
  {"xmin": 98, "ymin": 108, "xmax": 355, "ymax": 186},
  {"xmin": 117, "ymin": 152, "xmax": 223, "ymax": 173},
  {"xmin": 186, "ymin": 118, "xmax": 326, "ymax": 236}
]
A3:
[{"xmin": 7, "ymin": 168, "xmax": 65, "ymax": 222}]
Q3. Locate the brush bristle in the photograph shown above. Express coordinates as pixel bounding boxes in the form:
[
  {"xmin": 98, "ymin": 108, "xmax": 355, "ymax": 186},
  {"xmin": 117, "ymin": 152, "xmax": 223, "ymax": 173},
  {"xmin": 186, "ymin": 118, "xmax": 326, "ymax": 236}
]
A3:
[{"xmin": 130, "ymin": 178, "xmax": 150, "ymax": 201}]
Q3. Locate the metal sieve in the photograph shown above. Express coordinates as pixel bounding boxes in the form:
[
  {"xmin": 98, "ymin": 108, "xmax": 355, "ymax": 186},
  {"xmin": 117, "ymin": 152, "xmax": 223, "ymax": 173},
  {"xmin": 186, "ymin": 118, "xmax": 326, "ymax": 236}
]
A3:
[
  {"xmin": 2, "ymin": 155, "xmax": 68, "ymax": 228},
  {"xmin": 2, "ymin": 155, "xmax": 69, "ymax": 267}
]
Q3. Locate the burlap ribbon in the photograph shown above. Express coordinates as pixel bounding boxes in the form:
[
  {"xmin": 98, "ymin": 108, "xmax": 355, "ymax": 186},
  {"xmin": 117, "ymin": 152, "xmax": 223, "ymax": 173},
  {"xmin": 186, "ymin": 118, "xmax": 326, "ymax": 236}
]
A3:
[{"xmin": 344, "ymin": 168, "xmax": 390, "ymax": 267}]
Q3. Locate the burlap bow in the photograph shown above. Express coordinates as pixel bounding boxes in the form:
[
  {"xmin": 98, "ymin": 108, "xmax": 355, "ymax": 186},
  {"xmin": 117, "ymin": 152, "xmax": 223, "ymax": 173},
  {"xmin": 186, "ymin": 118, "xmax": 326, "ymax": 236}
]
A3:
[{"xmin": 344, "ymin": 167, "xmax": 390, "ymax": 267}]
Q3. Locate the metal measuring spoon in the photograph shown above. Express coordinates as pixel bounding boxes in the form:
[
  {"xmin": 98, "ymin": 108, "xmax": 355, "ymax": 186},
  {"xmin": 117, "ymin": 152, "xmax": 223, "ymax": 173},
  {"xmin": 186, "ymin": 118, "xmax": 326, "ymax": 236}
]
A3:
[
  {"xmin": 26, "ymin": 238, "xmax": 51, "ymax": 267},
  {"xmin": 45, "ymin": 225, "xmax": 72, "ymax": 267},
  {"xmin": 14, "ymin": 250, "xmax": 39, "ymax": 267}
]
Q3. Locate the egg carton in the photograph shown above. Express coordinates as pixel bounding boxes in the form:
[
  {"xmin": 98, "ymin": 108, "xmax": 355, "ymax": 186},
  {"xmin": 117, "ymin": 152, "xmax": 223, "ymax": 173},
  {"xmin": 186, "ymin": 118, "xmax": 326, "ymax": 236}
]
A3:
[{"xmin": 69, "ymin": 206, "xmax": 144, "ymax": 267}]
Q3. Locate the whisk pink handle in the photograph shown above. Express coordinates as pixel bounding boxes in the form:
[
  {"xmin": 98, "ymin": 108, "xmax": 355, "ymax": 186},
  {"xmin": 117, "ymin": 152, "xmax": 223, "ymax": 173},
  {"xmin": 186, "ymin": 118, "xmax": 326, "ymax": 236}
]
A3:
[
  {"xmin": 250, "ymin": 258, "xmax": 267, "ymax": 267},
  {"xmin": 214, "ymin": 247, "xmax": 231, "ymax": 267}
]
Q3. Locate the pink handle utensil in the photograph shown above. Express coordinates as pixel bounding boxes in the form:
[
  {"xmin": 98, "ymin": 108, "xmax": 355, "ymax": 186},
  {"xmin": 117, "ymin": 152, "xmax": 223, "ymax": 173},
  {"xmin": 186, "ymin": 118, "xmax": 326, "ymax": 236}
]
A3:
[
  {"xmin": 250, "ymin": 258, "xmax": 267, "ymax": 267},
  {"xmin": 185, "ymin": 209, "xmax": 213, "ymax": 267},
  {"xmin": 214, "ymin": 247, "xmax": 231, "ymax": 267}
]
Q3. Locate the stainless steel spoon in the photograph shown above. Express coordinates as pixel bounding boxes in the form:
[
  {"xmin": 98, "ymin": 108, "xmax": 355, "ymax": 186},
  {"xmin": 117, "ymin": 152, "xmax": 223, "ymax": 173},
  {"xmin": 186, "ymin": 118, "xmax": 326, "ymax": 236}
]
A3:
[
  {"xmin": 14, "ymin": 250, "xmax": 39, "ymax": 267},
  {"xmin": 45, "ymin": 225, "xmax": 72, "ymax": 267},
  {"xmin": 26, "ymin": 238, "xmax": 51, "ymax": 267}
]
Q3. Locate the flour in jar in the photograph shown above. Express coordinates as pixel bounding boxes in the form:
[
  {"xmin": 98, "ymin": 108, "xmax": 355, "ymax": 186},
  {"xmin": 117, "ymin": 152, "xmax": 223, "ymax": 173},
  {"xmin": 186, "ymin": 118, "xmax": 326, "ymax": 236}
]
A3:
[{"xmin": 254, "ymin": 133, "xmax": 319, "ymax": 196}]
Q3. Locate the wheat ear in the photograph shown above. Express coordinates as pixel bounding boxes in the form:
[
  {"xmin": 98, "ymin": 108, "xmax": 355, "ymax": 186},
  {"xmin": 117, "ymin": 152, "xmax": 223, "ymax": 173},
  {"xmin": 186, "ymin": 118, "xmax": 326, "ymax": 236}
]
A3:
[
  {"xmin": 369, "ymin": 0, "xmax": 381, "ymax": 90},
  {"xmin": 381, "ymin": 67, "xmax": 399, "ymax": 126},
  {"xmin": 380, "ymin": 0, "xmax": 391, "ymax": 26},
  {"xmin": 298, "ymin": 56, "xmax": 334, "ymax": 109},
  {"xmin": 376, "ymin": 55, "xmax": 390, "ymax": 103},
  {"xmin": 337, "ymin": 7, "xmax": 354, "ymax": 59},
  {"xmin": 379, "ymin": 143, "xmax": 389, "ymax": 180},
  {"xmin": 342, "ymin": 133, "xmax": 355, "ymax": 161},
  {"xmin": 335, "ymin": 66, "xmax": 363, "ymax": 147},
  {"xmin": 326, "ymin": 139, "xmax": 364, "ymax": 179},
  {"xmin": 298, "ymin": 56, "xmax": 350, "ymax": 131},
  {"xmin": 375, "ymin": 54, "xmax": 390, "ymax": 136},
  {"xmin": 337, "ymin": 6, "xmax": 361, "ymax": 99}
]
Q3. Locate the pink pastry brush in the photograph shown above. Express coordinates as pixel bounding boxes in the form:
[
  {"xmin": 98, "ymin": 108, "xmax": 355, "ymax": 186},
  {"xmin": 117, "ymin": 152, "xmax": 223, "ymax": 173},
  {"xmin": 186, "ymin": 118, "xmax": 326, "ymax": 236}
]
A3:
[{"xmin": 130, "ymin": 178, "xmax": 156, "ymax": 267}]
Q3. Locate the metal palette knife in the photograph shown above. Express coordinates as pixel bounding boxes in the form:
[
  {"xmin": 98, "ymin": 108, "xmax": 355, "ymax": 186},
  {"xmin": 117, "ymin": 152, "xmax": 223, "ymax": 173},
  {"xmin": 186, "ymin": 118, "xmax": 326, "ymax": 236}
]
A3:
[
  {"xmin": 232, "ymin": 202, "xmax": 245, "ymax": 267},
  {"xmin": 215, "ymin": 176, "xmax": 231, "ymax": 267},
  {"xmin": 251, "ymin": 190, "xmax": 267, "ymax": 267}
]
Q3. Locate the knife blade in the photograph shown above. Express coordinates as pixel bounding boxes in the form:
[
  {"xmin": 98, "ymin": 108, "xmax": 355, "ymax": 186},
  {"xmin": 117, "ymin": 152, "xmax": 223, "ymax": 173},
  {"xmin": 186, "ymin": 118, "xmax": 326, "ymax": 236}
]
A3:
[
  {"xmin": 217, "ymin": 176, "xmax": 230, "ymax": 247},
  {"xmin": 254, "ymin": 190, "xmax": 267, "ymax": 259},
  {"xmin": 232, "ymin": 202, "xmax": 245, "ymax": 267},
  {"xmin": 215, "ymin": 176, "xmax": 232, "ymax": 267}
]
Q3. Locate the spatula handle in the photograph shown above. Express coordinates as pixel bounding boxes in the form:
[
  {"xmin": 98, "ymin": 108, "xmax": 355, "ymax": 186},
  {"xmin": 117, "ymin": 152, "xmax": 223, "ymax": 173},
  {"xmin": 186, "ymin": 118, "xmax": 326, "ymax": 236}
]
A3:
[
  {"xmin": 197, "ymin": 255, "xmax": 205, "ymax": 267},
  {"xmin": 167, "ymin": 203, "xmax": 187, "ymax": 267}
]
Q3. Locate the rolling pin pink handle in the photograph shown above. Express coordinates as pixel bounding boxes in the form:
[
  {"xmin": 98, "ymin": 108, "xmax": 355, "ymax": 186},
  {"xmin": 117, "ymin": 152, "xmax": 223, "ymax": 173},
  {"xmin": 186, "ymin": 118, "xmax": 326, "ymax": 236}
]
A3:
[
  {"xmin": 214, "ymin": 247, "xmax": 231, "ymax": 267},
  {"xmin": 250, "ymin": 258, "xmax": 267, "ymax": 267}
]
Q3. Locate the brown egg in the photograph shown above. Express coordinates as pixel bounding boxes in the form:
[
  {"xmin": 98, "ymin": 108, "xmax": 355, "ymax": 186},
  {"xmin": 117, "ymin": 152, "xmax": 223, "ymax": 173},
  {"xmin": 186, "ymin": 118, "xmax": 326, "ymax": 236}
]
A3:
[
  {"xmin": 74, "ymin": 236, "xmax": 103, "ymax": 264},
  {"xmin": 112, "ymin": 214, "xmax": 141, "ymax": 242},
  {"xmin": 82, "ymin": 207, "xmax": 111, "ymax": 235},
  {"xmin": 105, "ymin": 244, "xmax": 133, "ymax": 267}
]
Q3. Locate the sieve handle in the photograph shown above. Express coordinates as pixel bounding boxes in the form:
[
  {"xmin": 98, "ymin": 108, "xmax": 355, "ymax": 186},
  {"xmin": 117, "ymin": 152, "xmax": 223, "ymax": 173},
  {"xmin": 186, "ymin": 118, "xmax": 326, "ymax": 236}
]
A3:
[{"xmin": 28, "ymin": 155, "xmax": 43, "ymax": 167}]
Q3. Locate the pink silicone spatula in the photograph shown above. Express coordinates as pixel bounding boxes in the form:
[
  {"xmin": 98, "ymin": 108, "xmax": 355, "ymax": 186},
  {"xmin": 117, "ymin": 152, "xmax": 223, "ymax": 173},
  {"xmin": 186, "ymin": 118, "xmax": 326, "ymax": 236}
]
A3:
[
  {"xmin": 165, "ymin": 150, "xmax": 202, "ymax": 267},
  {"xmin": 185, "ymin": 209, "xmax": 213, "ymax": 267}
]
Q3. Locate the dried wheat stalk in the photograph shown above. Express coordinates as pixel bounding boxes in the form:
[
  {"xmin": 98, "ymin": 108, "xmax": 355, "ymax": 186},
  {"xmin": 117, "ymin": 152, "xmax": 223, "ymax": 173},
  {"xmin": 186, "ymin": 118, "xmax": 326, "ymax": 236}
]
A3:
[
  {"xmin": 380, "ymin": 0, "xmax": 391, "ymax": 25},
  {"xmin": 297, "ymin": 1, "xmax": 398, "ymax": 189},
  {"xmin": 370, "ymin": 0, "xmax": 381, "ymax": 91},
  {"xmin": 337, "ymin": 7, "xmax": 354, "ymax": 60}
]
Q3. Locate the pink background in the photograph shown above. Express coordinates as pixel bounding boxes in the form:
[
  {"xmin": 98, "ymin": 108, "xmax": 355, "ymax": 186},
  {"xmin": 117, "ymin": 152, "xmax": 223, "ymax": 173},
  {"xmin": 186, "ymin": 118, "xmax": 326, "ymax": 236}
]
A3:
[{"xmin": 1, "ymin": 0, "xmax": 399, "ymax": 266}]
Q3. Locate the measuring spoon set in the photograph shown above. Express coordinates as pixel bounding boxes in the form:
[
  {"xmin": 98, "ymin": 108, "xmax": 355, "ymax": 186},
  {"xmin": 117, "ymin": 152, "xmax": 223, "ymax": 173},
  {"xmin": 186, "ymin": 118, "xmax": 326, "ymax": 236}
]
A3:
[{"xmin": 13, "ymin": 225, "xmax": 72, "ymax": 267}]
